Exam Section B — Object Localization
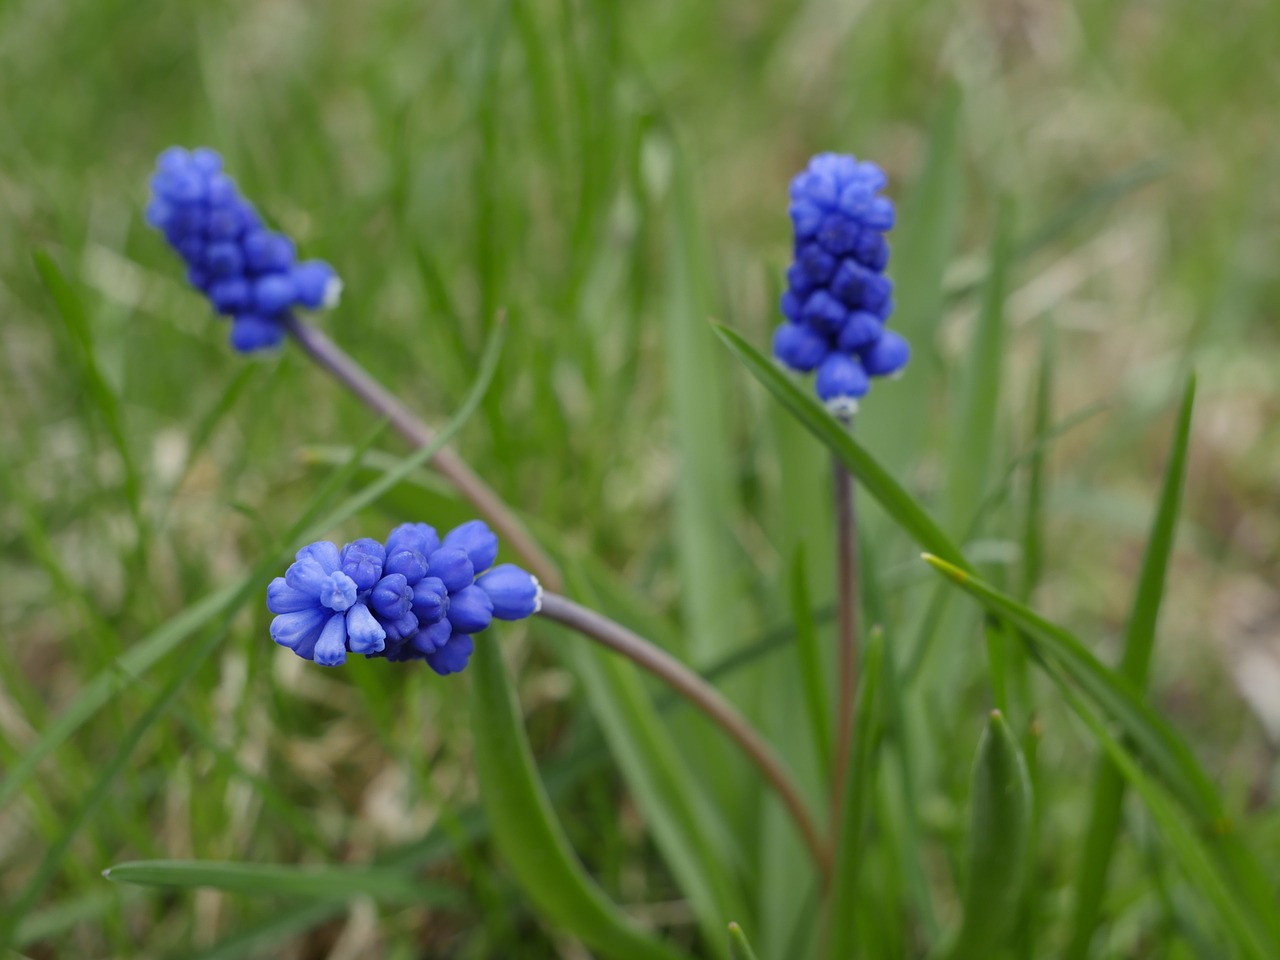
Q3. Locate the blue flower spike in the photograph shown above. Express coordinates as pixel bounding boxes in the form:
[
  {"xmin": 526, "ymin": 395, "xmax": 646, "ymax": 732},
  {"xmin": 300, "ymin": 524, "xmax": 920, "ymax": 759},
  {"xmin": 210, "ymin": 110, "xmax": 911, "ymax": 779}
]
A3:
[
  {"xmin": 146, "ymin": 146, "xmax": 342, "ymax": 353},
  {"xmin": 266, "ymin": 520, "xmax": 541, "ymax": 677},
  {"xmin": 772, "ymin": 152, "xmax": 909, "ymax": 415}
]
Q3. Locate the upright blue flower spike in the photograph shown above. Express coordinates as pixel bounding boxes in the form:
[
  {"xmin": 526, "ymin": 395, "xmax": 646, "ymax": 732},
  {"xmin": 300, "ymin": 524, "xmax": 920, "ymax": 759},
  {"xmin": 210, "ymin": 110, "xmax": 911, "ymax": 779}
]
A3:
[
  {"xmin": 772, "ymin": 152, "xmax": 910, "ymax": 415},
  {"xmin": 266, "ymin": 520, "xmax": 542, "ymax": 676},
  {"xmin": 146, "ymin": 146, "xmax": 342, "ymax": 353}
]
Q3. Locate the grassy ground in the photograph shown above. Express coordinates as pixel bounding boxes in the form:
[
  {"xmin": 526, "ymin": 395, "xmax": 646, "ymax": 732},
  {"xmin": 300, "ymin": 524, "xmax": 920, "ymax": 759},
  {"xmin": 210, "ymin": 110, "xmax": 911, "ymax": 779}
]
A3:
[{"xmin": 2, "ymin": 0, "xmax": 1279, "ymax": 957}]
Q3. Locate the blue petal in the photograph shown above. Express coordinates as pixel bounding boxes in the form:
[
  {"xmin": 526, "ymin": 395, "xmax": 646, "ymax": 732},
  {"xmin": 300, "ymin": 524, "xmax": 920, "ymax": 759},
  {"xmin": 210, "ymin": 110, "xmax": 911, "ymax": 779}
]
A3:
[
  {"xmin": 284, "ymin": 558, "xmax": 330, "ymax": 597},
  {"xmin": 242, "ymin": 230, "xmax": 296, "ymax": 274},
  {"xmin": 836, "ymin": 311, "xmax": 883, "ymax": 352},
  {"xmin": 426, "ymin": 547, "xmax": 474, "ymax": 594},
  {"xmin": 270, "ymin": 608, "xmax": 327, "ymax": 654},
  {"xmin": 292, "ymin": 260, "xmax": 341, "ymax": 310},
  {"xmin": 410, "ymin": 618, "xmax": 452, "ymax": 655},
  {"xmin": 443, "ymin": 520, "xmax": 499, "ymax": 574},
  {"xmin": 446, "ymin": 584, "xmax": 493, "ymax": 635},
  {"xmin": 477, "ymin": 564, "xmax": 542, "ymax": 620},
  {"xmin": 370, "ymin": 573, "xmax": 412, "ymax": 621},
  {"xmin": 816, "ymin": 352, "xmax": 869, "ymax": 416},
  {"xmin": 253, "ymin": 273, "xmax": 296, "ymax": 315},
  {"xmin": 318, "ymin": 571, "xmax": 358, "ymax": 612},
  {"xmin": 313, "ymin": 613, "xmax": 348, "ymax": 666},
  {"xmin": 267, "ymin": 577, "xmax": 314, "ymax": 614},
  {"xmin": 230, "ymin": 315, "xmax": 285, "ymax": 353},
  {"xmin": 384, "ymin": 549, "xmax": 428, "ymax": 584},
  {"xmin": 297, "ymin": 541, "xmax": 341, "ymax": 572},
  {"xmin": 340, "ymin": 538, "xmax": 385, "ymax": 592},
  {"xmin": 346, "ymin": 603, "xmax": 386, "ymax": 655},
  {"xmin": 860, "ymin": 330, "xmax": 911, "ymax": 378},
  {"xmin": 772, "ymin": 322, "xmax": 829, "ymax": 374},
  {"xmin": 411, "ymin": 576, "xmax": 449, "ymax": 624},
  {"xmin": 386, "ymin": 522, "xmax": 441, "ymax": 558},
  {"xmin": 425, "ymin": 634, "xmax": 475, "ymax": 676}
]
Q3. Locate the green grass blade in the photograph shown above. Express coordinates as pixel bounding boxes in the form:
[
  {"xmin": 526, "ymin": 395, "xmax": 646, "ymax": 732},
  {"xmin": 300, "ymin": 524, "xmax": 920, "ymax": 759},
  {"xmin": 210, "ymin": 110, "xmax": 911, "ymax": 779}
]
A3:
[
  {"xmin": 728, "ymin": 922, "xmax": 762, "ymax": 960},
  {"xmin": 920, "ymin": 554, "xmax": 1280, "ymax": 947},
  {"xmin": 565, "ymin": 563, "xmax": 744, "ymax": 960},
  {"xmin": 920, "ymin": 555, "xmax": 1218, "ymax": 818},
  {"xmin": 184, "ymin": 602, "xmax": 839, "ymax": 959},
  {"xmin": 943, "ymin": 711, "xmax": 1032, "ymax": 960},
  {"xmin": 1120, "ymin": 374, "xmax": 1197, "ymax": 683},
  {"xmin": 0, "ymin": 323, "xmax": 505, "ymax": 951},
  {"xmin": 33, "ymin": 251, "xmax": 144, "ymax": 532},
  {"xmin": 176, "ymin": 902, "xmax": 340, "ymax": 960},
  {"xmin": 824, "ymin": 626, "xmax": 886, "ymax": 960},
  {"xmin": 714, "ymin": 323, "xmax": 968, "ymax": 573},
  {"xmin": 1019, "ymin": 321, "xmax": 1055, "ymax": 602},
  {"xmin": 469, "ymin": 641, "xmax": 690, "ymax": 960},
  {"xmin": 945, "ymin": 201, "xmax": 1014, "ymax": 535},
  {"xmin": 663, "ymin": 164, "xmax": 741, "ymax": 665},
  {"xmin": 790, "ymin": 547, "xmax": 832, "ymax": 786},
  {"xmin": 1065, "ymin": 374, "xmax": 1196, "ymax": 958},
  {"xmin": 102, "ymin": 860, "xmax": 460, "ymax": 904},
  {"xmin": 1, "ymin": 318, "xmax": 505, "ymax": 817},
  {"xmin": 1047, "ymin": 671, "xmax": 1274, "ymax": 960},
  {"xmin": 859, "ymin": 83, "xmax": 964, "ymax": 475},
  {"xmin": 13, "ymin": 889, "xmax": 138, "ymax": 951},
  {"xmin": 0, "ymin": 581, "xmax": 242, "ymax": 812}
]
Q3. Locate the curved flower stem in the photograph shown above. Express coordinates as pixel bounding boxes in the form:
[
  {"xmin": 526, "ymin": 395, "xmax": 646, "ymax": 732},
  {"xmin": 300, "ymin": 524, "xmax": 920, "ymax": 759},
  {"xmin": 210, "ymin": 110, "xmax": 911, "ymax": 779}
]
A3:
[
  {"xmin": 537, "ymin": 591, "xmax": 830, "ymax": 881},
  {"xmin": 830, "ymin": 426, "xmax": 859, "ymax": 831},
  {"xmin": 282, "ymin": 314, "xmax": 563, "ymax": 594}
]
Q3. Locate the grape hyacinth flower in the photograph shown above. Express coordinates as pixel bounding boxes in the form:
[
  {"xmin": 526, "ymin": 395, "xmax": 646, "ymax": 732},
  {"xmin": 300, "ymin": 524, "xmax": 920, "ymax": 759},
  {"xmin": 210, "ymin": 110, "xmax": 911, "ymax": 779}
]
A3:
[
  {"xmin": 145, "ymin": 146, "xmax": 341, "ymax": 353},
  {"xmin": 773, "ymin": 152, "xmax": 910, "ymax": 416},
  {"xmin": 266, "ymin": 520, "xmax": 541, "ymax": 676}
]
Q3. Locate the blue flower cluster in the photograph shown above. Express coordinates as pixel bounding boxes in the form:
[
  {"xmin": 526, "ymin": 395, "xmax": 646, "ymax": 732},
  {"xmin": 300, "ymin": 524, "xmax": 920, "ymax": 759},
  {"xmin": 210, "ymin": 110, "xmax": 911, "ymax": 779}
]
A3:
[
  {"xmin": 145, "ymin": 146, "xmax": 341, "ymax": 353},
  {"xmin": 266, "ymin": 520, "xmax": 542, "ymax": 676},
  {"xmin": 773, "ymin": 153, "xmax": 910, "ymax": 416}
]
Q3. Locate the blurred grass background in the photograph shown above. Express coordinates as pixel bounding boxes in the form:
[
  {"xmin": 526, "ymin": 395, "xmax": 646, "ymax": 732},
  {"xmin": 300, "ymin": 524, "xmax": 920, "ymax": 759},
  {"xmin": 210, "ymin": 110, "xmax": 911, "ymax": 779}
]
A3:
[{"xmin": 2, "ymin": 0, "xmax": 1279, "ymax": 956}]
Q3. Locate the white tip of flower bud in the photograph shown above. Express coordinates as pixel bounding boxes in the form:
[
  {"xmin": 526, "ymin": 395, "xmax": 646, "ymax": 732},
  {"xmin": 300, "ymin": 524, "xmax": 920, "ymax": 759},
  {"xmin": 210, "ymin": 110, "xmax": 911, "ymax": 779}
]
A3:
[
  {"xmin": 824, "ymin": 396, "xmax": 860, "ymax": 418},
  {"xmin": 531, "ymin": 576, "xmax": 544, "ymax": 615},
  {"xmin": 322, "ymin": 276, "xmax": 343, "ymax": 310}
]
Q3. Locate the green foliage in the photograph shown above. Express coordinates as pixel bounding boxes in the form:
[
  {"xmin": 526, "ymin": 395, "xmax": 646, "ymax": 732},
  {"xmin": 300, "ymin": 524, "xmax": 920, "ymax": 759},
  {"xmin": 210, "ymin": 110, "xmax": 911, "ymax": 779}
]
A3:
[
  {"xmin": 4, "ymin": 1, "xmax": 1279, "ymax": 956},
  {"xmin": 942, "ymin": 711, "xmax": 1033, "ymax": 960}
]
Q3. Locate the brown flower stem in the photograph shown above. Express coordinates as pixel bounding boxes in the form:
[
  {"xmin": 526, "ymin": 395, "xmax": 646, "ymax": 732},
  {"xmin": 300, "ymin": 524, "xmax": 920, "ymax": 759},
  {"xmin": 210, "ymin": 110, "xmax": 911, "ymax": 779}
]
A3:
[{"xmin": 283, "ymin": 314, "xmax": 563, "ymax": 594}]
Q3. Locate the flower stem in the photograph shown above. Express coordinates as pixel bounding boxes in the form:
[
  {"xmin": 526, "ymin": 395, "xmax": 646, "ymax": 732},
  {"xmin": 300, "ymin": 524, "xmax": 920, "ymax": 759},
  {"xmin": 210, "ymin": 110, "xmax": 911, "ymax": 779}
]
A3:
[
  {"xmin": 537, "ymin": 591, "xmax": 830, "ymax": 881},
  {"xmin": 283, "ymin": 314, "xmax": 563, "ymax": 593},
  {"xmin": 830, "ymin": 434, "xmax": 859, "ymax": 828}
]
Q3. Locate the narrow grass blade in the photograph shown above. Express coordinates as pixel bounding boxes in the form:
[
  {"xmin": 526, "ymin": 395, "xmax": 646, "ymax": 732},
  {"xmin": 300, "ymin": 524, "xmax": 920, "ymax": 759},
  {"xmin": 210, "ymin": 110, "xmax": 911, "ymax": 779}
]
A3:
[
  {"xmin": 824, "ymin": 626, "xmax": 886, "ymax": 960},
  {"xmin": 790, "ymin": 547, "xmax": 832, "ymax": 785},
  {"xmin": 921, "ymin": 555, "xmax": 1219, "ymax": 817},
  {"xmin": 13, "ymin": 889, "xmax": 138, "ymax": 950},
  {"xmin": 183, "ymin": 599, "xmax": 838, "ymax": 959},
  {"xmin": 1065, "ymin": 374, "xmax": 1196, "ymax": 959},
  {"xmin": 0, "ymin": 581, "xmax": 242, "ymax": 812},
  {"xmin": 663, "ymin": 166, "xmax": 740, "ymax": 665},
  {"xmin": 728, "ymin": 922, "xmax": 762, "ymax": 960},
  {"xmin": 33, "ymin": 251, "xmax": 143, "ymax": 531},
  {"xmin": 714, "ymin": 323, "xmax": 967, "ymax": 573},
  {"xmin": 945, "ymin": 200, "xmax": 1014, "ymax": 535},
  {"xmin": 1019, "ymin": 321, "xmax": 1055, "ymax": 603},
  {"xmin": 0, "ymin": 323, "xmax": 505, "ymax": 950},
  {"xmin": 1047, "ymin": 670, "xmax": 1274, "ymax": 960},
  {"xmin": 920, "ymin": 555, "xmax": 1280, "ymax": 947},
  {"xmin": 565, "ymin": 564, "xmax": 744, "ymax": 960},
  {"xmin": 942, "ymin": 711, "xmax": 1032, "ymax": 960},
  {"xmin": 102, "ymin": 860, "xmax": 460, "ymax": 904},
  {"xmin": 469, "ymin": 642, "xmax": 690, "ymax": 960},
  {"xmin": 859, "ymin": 84, "xmax": 963, "ymax": 476}
]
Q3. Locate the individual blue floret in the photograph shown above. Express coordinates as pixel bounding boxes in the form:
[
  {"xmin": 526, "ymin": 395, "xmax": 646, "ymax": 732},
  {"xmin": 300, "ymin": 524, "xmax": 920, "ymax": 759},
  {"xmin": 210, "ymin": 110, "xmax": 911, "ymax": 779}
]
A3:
[
  {"xmin": 773, "ymin": 152, "xmax": 909, "ymax": 415},
  {"xmin": 145, "ymin": 146, "xmax": 342, "ymax": 353},
  {"xmin": 266, "ymin": 520, "xmax": 540, "ymax": 676}
]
